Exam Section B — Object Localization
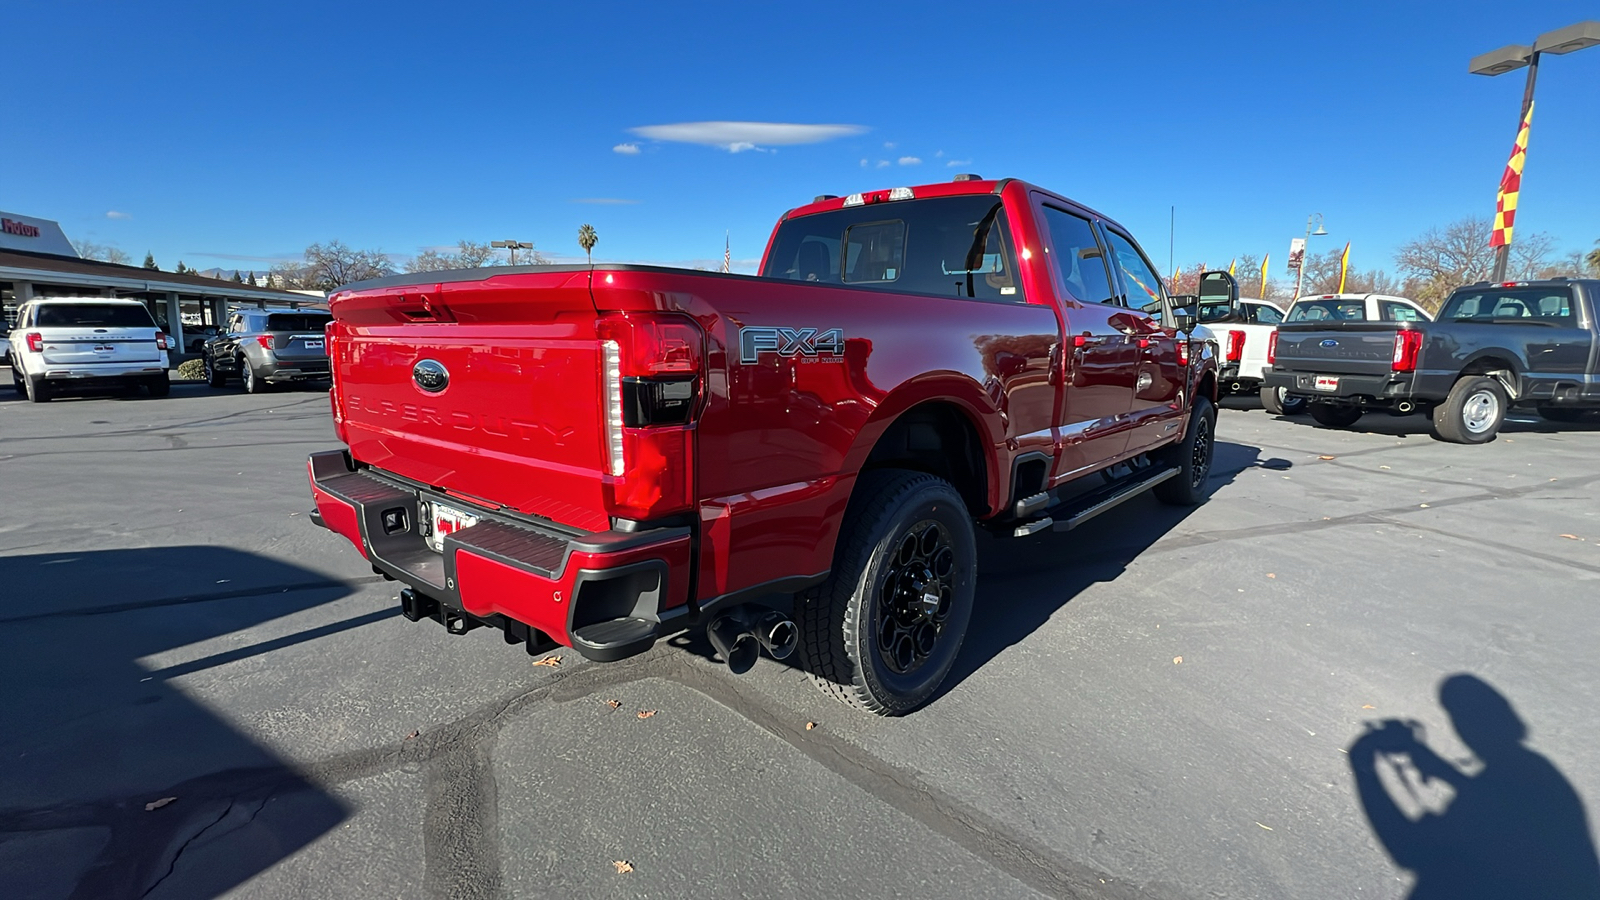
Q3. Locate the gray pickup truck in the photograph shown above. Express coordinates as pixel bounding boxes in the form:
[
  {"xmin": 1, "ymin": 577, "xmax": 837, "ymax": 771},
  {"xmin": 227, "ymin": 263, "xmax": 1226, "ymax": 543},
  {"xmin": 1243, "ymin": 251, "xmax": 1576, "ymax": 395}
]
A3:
[{"xmin": 1262, "ymin": 278, "xmax": 1599, "ymax": 443}]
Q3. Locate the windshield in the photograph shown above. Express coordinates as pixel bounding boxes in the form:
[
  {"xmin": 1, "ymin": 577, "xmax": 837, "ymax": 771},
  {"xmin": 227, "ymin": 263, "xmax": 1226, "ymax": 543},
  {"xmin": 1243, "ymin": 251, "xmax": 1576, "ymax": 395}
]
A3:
[
  {"xmin": 763, "ymin": 195, "xmax": 1022, "ymax": 302},
  {"xmin": 35, "ymin": 303, "xmax": 156, "ymax": 328},
  {"xmin": 1438, "ymin": 287, "xmax": 1576, "ymax": 325},
  {"xmin": 266, "ymin": 313, "xmax": 331, "ymax": 332},
  {"xmin": 1288, "ymin": 299, "xmax": 1369, "ymax": 323}
]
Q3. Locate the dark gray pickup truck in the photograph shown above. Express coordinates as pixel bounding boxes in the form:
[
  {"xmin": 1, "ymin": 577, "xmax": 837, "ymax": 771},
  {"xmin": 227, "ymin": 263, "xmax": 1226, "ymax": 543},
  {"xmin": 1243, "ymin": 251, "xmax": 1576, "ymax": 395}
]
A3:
[{"xmin": 1263, "ymin": 279, "xmax": 1600, "ymax": 443}]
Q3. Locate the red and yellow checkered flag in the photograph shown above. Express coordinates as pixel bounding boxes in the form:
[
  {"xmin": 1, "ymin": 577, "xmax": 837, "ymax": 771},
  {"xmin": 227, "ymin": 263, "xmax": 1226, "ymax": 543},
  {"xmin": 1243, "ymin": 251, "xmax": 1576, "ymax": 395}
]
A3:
[{"xmin": 1490, "ymin": 101, "xmax": 1533, "ymax": 249}]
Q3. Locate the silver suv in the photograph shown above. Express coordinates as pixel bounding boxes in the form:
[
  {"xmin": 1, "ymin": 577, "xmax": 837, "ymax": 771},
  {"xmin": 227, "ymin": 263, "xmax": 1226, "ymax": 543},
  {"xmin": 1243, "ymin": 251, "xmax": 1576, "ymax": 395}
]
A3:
[{"xmin": 202, "ymin": 308, "xmax": 331, "ymax": 393}]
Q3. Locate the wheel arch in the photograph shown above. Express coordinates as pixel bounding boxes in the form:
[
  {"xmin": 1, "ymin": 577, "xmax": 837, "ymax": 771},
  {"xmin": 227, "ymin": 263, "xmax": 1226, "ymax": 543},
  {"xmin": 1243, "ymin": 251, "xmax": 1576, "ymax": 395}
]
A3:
[{"xmin": 844, "ymin": 388, "xmax": 1002, "ymax": 519}]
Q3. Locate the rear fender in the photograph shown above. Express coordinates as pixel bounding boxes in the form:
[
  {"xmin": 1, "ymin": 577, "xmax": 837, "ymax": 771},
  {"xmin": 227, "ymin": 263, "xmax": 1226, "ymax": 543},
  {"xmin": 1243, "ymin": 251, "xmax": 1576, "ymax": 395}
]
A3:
[{"xmin": 841, "ymin": 376, "xmax": 1007, "ymax": 516}]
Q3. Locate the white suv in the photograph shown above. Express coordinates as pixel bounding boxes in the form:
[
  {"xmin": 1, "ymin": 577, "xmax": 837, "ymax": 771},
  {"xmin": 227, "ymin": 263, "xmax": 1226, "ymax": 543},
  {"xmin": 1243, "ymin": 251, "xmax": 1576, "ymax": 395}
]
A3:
[{"xmin": 8, "ymin": 298, "xmax": 172, "ymax": 402}]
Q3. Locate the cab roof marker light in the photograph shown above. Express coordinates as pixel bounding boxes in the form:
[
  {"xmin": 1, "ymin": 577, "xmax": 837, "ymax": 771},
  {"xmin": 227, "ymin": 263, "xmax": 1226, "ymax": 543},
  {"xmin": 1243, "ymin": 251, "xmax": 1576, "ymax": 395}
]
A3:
[
  {"xmin": 888, "ymin": 187, "xmax": 915, "ymax": 201},
  {"xmin": 842, "ymin": 193, "xmax": 865, "ymax": 207}
]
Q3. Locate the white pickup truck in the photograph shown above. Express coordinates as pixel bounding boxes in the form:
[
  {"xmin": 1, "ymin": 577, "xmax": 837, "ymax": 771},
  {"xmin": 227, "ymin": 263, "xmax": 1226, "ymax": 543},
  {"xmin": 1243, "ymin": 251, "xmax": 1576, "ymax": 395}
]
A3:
[
  {"xmin": 7, "ymin": 298, "xmax": 172, "ymax": 402},
  {"xmin": 1201, "ymin": 297, "xmax": 1286, "ymax": 399},
  {"xmin": 1261, "ymin": 292, "xmax": 1433, "ymax": 415}
]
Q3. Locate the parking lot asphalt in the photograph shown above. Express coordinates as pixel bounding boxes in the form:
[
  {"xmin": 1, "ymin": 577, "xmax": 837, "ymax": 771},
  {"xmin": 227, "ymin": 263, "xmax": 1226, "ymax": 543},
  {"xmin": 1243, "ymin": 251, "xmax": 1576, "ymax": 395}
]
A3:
[{"xmin": 3, "ymin": 382, "xmax": 1599, "ymax": 899}]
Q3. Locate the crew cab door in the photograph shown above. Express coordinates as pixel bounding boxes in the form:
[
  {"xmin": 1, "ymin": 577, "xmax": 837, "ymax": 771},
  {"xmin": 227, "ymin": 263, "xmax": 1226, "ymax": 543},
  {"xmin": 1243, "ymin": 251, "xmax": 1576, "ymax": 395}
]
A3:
[
  {"xmin": 1101, "ymin": 226, "xmax": 1186, "ymax": 455},
  {"xmin": 1035, "ymin": 202, "xmax": 1136, "ymax": 479}
]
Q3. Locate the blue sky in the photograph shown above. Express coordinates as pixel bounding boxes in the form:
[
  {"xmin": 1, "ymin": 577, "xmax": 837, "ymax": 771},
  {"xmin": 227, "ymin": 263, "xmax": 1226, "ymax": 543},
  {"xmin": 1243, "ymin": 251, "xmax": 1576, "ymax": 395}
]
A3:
[{"xmin": 3, "ymin": 1, "xmax": 1597, "ymax": 277}]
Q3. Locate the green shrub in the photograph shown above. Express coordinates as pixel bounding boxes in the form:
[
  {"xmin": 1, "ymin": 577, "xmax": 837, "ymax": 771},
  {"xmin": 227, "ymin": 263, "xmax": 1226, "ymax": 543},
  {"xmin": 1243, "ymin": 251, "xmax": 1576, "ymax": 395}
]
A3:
[{"xmin": 174, "ymin": 358, "xmax": 207, "ymax": 381}]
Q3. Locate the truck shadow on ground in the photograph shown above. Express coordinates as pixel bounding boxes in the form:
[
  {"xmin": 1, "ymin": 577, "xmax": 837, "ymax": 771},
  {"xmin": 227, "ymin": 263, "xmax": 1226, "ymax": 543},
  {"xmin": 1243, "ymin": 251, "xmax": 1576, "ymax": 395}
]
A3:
[
  {"xmin": 1347, "ymin": 673, "xmax": 1600, "ymax": 898},
  {"xmin": 1256, "ymin": 407, "xmax": 1600, "ymax": 440},
  {"xmin": 941, "ymin": 439, "xmax": 1268, "ymax": 696},
  {"xmin": 0, "ymin": 547, "xmax": 368, "ymax": 900}
]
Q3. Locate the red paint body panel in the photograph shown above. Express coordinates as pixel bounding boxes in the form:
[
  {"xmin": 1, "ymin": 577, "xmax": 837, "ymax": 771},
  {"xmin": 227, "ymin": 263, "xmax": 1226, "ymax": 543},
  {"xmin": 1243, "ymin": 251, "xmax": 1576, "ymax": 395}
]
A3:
[
  {"xmin": 311, "ymin": 486, "xmax": 365, "ymax": 558},
  {"xmin": 313, "ymin": 178, "xmax": 1214, "ymax": 648}
]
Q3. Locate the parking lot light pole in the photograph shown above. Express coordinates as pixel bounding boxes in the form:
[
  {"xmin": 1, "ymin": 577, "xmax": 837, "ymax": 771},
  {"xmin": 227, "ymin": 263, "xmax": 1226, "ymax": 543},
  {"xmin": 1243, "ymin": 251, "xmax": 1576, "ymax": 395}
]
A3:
[
  {"xmin": 1292, "ymin": 214, "xmax": 1327, "ymax": 302},
  {"xmin": 491, "ymin": 240, "xmax": 535, "ymax": 266},
  {"xmin": 1470, "ymin": 21, "xmax": 1600, "ymax": 282}
]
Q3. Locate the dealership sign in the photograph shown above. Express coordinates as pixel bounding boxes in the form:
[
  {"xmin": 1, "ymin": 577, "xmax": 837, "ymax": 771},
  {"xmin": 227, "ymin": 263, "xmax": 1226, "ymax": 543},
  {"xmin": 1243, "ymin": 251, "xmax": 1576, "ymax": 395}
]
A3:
[{"xmin": 0, "ymin": 210, "xmax": 82, "ymax": 257}]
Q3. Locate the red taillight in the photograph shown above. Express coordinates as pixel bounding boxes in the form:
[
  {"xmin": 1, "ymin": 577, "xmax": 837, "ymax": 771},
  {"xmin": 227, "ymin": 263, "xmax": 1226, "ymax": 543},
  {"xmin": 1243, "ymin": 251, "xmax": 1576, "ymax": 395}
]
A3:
[
  {"xmin": 256, "ymin": 334, "xmax": 274, "ymax": 350},
  {"xmin": 1176, "ymin": 339, "xmax": 1189, "ymax": 366},
  {"xmin": 595, "ymin": 313, "xmax": 705, "ymax": 519},
  {"xmin": 1392, "ymin": 330, "xmax": 1423, "ymax": 372},
  {"xmin": 1225, "ymin": 330, "xmax": 1245, "ymax": 362},
  {"xmin": 1267, "ymin": 331, "xmax": 1278, "ymax": 365},
  {"xmin": 26, "ymin": 332, "xmax": 43, "ymax": 353},
  {"xmin": 155, "ymin": 331, "xmax": 169, "ymax": 350}
]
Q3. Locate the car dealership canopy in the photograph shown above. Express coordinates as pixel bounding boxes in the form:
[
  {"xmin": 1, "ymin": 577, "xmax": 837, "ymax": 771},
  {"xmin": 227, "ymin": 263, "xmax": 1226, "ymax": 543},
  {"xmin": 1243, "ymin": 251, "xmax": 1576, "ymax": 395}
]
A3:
[{"xmin": 1, "ymin": 210, "xmax": 319, "ymax": 355}]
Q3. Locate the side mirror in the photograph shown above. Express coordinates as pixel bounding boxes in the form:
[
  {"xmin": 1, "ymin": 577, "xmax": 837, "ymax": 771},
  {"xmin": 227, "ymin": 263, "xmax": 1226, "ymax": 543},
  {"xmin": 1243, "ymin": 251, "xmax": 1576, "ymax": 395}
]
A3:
[{"xmin": 1197, "ymin": 270, "xmax": 1239, "ymax": 309}]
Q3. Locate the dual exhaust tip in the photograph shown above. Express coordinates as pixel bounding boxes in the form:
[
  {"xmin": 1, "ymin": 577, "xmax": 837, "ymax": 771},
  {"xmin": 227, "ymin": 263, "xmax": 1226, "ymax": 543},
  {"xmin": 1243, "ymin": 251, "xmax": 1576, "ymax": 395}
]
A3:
[{"xmin": 706, "ymin": 606, "xmax": 798, "ymax": 675}]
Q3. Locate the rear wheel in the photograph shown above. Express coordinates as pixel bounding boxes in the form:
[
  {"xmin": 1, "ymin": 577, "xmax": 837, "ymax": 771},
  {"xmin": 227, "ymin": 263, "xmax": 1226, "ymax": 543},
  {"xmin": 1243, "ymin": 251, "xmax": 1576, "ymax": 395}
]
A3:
[
  {"xmin": 1308, "ymin": 403, "xmax": 1363, "ymax": 429},
  {"xmin": 1261, "ymin": 386, "xmax": 1307, "ymax": 416},
  {"xmin": 24, "ymin": 374, "xmax": 51, "ymax": 403},
  {"xmin": 242, "ymin": 360, "xmax": 268, "ymax": 394},
  {"xmin": 204, "ymin": 355, "xmax": 226, "ymax": 387},
  {"xmin": 798, "ymin": 469, "xmax": 976, "ymax": 716},
  {"xmin": 10, "ymin": 366, "xmax": 23, "ymax": 395},
  {"xmin": 1432, "ymin": 376, "xmax": 1506, "ymax": 444}
]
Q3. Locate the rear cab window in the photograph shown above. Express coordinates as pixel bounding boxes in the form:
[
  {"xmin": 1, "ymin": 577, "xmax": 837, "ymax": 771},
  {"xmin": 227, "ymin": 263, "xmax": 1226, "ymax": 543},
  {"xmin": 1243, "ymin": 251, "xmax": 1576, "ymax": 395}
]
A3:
[
  {"xmin": 35, "ymin": 303, "xmax": 156, "ymax": 328},
  {"xmin": 1380, "ymin": 301, "xmax": 1424, "ymax": 322},
  {"xmin": 266, "ymin": 313, "xmax": 332, "ymax": 332},
  {"xmin": 763, "ymin": 195, "xmax": 1024, "ymax": 302},
  {"xmin": 1439, "ymin": 287, "xmax": 1577, "ymax": 325},
  {"xmin": 1248, "ymin": 303, "xmax": 1284, "ymax": 325},
  {"xmin": 1288, "ymin": 299, "xmax": 1368, "ymax": 323}
]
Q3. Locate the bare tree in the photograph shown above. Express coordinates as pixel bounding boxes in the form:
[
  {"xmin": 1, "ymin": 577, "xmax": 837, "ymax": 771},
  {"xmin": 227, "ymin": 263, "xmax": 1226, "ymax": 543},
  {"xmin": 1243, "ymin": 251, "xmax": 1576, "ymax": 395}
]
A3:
[
  {"xmin": 272, "ymin": 240, "xmax": 393, "ymax": 290},
  {"xmin": 1585, "ymin": 240, "xmax": 1600, "ymax": 276},
  {"xmin": 72, "ymin": 240, "xmax": 131, "ymax": 265},
  {"xmin": 404, "ymin": 239, "xmax": 540, "ymax": 273},
  {"xmin": 1393, "ymin": 216, "xmax": 1559, "ymax": 311}
]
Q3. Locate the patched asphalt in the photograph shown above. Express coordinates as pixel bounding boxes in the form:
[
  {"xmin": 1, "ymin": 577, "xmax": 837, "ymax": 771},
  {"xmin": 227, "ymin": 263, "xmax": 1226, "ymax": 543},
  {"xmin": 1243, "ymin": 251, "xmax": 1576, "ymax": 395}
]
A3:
[{"xmin": 3, "ymin": 382, "xmax": 1598, "ymax": 899}]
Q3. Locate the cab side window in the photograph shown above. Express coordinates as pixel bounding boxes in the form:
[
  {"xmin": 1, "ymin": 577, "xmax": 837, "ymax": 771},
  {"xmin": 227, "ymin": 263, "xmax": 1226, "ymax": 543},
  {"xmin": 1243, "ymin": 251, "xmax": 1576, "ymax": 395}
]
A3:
[
  {"xmin": 1250, "ymin": 304, "xmax": 1284, "ymax": 325},
  {"xmin": 1040, "ymin": 206, "xmax": 1115, "ymax": 305},
  {"xmin": 1381, "ymin": 302, "xmax": 1422, "ymax": 322},
  {"xmin": 1102, "ymin": 229, "xmax": 1167, "ymax": 310}
]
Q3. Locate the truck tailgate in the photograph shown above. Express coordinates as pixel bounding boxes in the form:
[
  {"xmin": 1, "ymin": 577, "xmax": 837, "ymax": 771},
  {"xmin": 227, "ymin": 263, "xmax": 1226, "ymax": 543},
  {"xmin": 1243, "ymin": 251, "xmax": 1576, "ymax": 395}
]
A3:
[
  {"xmin": 1273, "ymin": 324, "xmax": 1400, "ymax": 376},
  {"xmin": 330, "ymin": 270, "xmax": 613, "ymax": 531}
]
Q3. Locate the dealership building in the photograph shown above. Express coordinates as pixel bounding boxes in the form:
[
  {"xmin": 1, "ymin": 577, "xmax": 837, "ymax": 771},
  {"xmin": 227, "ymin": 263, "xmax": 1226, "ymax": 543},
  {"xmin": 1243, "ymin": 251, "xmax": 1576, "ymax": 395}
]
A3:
[{"xmin": 2, "ymin": 210, "xmax": 319, "ymax": 355}]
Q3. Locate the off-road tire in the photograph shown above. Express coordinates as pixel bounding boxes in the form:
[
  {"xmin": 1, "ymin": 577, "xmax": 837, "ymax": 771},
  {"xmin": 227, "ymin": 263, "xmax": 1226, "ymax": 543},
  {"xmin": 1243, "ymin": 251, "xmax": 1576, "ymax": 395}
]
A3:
[
  {"xmin": 1536, "ymin": 406, "xmax": 1587, "ymax": 424},
  {"xmin": 204, "ymin": 355, "xmax": 226, "ymax": 387},
  {"xmin": 1432, "ymin": 375, "xmax": 1506, "ymax": 444},
  {"xmin": 1153, "ymin": 396, "xmax": 1216, "ymax": 506},
  {"xmin": 1308, "ymin": 403, "xmax": 1363, "ymax": 429},
  {"xmin": 1261, "ymin": 386, "xmax": 1307, "ymax": 417},
  {"xmin": 798, "ymin": 469, "xmax": 976, "ymax": 716},
  {"xmin": 146, "ymin": 375, "xmax": 170, "ymax": 397}
]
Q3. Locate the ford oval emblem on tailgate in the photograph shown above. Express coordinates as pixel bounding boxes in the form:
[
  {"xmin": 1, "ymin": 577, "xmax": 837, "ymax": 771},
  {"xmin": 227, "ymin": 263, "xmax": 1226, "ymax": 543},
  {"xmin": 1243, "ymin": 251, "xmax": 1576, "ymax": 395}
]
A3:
[
  {"xmin": 413, "ymin": 359, "xmax": 449, "ymax": 392},
  {"xmin": 1320, "ymin": 339, "xmax": 1339, "ymax": 348}
]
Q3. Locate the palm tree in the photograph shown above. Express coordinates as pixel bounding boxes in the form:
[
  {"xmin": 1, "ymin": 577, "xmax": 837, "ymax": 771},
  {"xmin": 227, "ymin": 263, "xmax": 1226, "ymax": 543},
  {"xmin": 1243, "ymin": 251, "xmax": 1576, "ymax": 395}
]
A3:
[{"xmin": 578, "ymin": 224, "xmax": 597, "ymax": 265}]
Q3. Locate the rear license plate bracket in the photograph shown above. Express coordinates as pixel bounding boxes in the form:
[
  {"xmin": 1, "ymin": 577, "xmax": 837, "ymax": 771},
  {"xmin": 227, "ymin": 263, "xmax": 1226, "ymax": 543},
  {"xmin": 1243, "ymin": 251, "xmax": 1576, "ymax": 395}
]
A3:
[
  {"xmin": 424, "ymin": 501, "xmax": 479, "ymax": 554},
  {"xmin": 1313, "ymin": 375, "xmax": 1339, "ymax": 392}
]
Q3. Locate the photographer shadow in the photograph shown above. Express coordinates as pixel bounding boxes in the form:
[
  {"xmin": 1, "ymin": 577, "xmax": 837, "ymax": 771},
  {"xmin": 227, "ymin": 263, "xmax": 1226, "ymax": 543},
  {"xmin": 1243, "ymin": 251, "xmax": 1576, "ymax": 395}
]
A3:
[{"xmin": 1349, "ymin": 674, "xmax": 1600, "ymax": 898}]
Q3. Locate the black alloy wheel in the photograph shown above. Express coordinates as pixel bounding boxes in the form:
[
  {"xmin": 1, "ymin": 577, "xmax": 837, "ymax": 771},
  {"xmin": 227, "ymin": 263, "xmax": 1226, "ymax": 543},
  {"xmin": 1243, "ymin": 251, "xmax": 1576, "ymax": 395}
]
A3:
[
  {"xmin": 798, "ymin": 469, "xmax": 977, "ymax": 715},
  {"xmin": 204, "ymin": 355, "xmax": 226, "ymax": 388},
  {"xmin": 876, "ymin": 521, "xmax": 958, "ymax": 675},
  {"xmin": 1154, "ymin": 395, "xmax": 1216, "ymax": 506}
]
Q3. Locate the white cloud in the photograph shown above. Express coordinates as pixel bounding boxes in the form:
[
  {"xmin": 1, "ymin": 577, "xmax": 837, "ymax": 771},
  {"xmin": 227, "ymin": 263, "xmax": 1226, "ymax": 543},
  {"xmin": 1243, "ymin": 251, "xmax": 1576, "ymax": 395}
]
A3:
[
  {"xmin": 105, "ymin": 210, "xmax": 131, "ymax": 219},
  {"xmin": 897, "ymin": 156, "xmax": 921, "ymax": 166},
  {"xmin": 571, "ymin": 198, "xmax": 641, "ymax": 205},
  {"xmin": 629, "ymin": 121, "xmax": 867, "ymax": 153},
  {"xmin": 876, "ymin": 160, "xmax": 891, "ymax": 169},
  {"xmin": 860, "ymin": 158, "xmax": 869, "ymax": 167},
  {"xmin": 884, "ymin": 141, "xmax": 897, "ymax": 150},
  {"xmin": 935, "ymin": 150, "xmax": 945, "ymax": 158},
  {"xmin": 946, "ymin": 159, "xmax": 973, "ymax": 167},
  {"xmin": 613, "ymin": 142, "xmax": 641, "ymax": 155}
]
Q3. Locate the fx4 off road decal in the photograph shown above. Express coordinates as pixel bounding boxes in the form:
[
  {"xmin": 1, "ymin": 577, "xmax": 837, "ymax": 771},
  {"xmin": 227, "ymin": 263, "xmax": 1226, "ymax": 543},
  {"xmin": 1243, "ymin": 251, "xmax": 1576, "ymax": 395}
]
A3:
[{"xmin": 739, "ymin": 326, "xmax": 845, "ymax": 364}]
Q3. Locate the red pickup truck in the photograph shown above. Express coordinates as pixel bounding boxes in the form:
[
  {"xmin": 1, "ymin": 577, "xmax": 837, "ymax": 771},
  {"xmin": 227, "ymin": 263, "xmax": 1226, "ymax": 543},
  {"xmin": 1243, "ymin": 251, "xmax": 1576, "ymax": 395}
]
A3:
[{"xmin": 308, "ymin": 176, "xmax": 1227, "ymax": 714}]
